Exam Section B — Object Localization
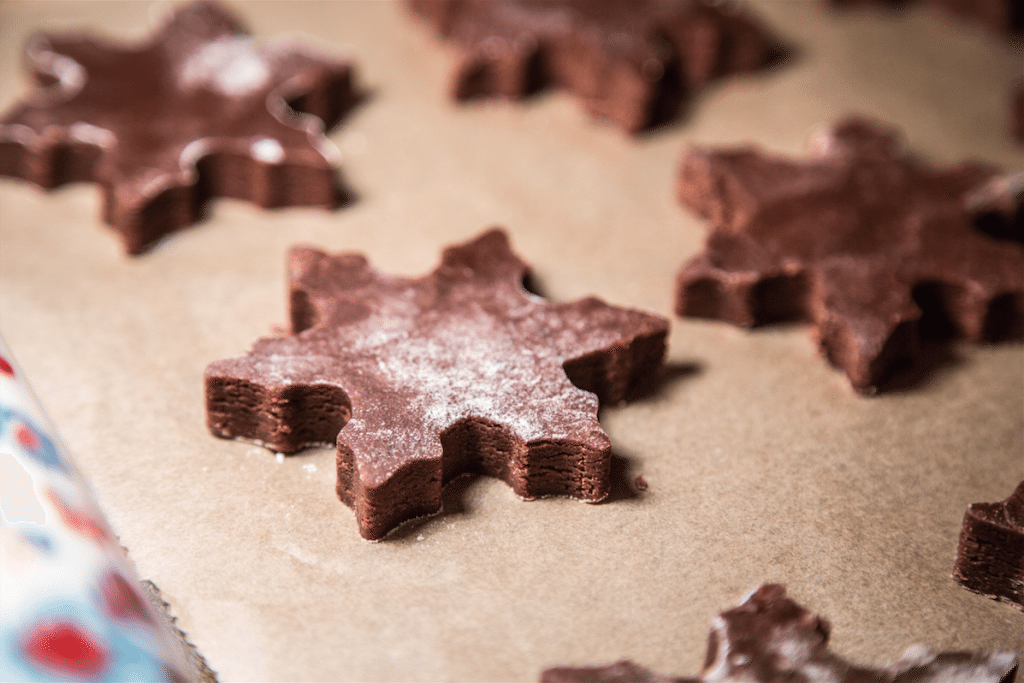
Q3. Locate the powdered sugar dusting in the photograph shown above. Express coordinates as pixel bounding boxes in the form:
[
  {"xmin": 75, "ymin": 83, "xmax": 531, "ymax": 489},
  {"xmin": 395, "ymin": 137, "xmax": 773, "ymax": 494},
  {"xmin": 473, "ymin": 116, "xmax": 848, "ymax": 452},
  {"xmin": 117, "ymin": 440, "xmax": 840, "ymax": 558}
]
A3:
[
  {"xmin": 179, "ymin": 36, "xmax": 271, "ymax": 95},
  {"xmin": 27, "ymin": 38, "xmax": 86, "ymax": 96},
  {"xmin": 251, "ymin": 137, "xmax": 285, "ymax": 163},
  {"xmin": 363, "ymin": 304, "xmax": 597, "ymax": 444},
  {"xmin": 68, "ymin": 123, "xmax": 115, "ymax": 147},
  {"xmin": 211, "ymin": 230, "xmax": 665, "ymax": 484}
]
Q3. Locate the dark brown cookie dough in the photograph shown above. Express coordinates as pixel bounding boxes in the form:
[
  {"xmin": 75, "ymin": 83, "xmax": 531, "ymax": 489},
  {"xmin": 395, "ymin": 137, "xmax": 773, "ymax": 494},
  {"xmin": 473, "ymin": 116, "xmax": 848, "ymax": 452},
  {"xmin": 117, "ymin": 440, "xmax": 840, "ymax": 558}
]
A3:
[
  {"xmin": 0, "ymin": 1, "xmax": 358, "ymax": 254},
  {"xmin": 541, "ymin": 584, "xmax": 1020, "ymax": 683},
  {"xmin": 953, "ymin": 481, "xmax": 1024, "ymax": 611},
  {"xmin": 406, "ymin": 0, "xmax": 784, "ymax": 133},
  {"xmin": 206, "ymin": 228, "xmax": 668, "ymax": 540},
  {"xmin": 675, "ymin": 116, "xmax": 1024, "ymax": 393}
]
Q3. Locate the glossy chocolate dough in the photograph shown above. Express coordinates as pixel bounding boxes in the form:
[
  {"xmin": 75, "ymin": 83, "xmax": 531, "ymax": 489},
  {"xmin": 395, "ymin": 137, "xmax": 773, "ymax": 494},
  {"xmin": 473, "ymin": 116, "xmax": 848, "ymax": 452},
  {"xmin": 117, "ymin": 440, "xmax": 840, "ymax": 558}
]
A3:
[
  {"xmin": 0, "ymin": 1, "xmax": 357, "ymax": 254},
  {"xmin": 541, "ymin": 584, "xmax": 1020, "ymax": 683},
  {"xmin": 675, "ymin": 117, "xmax": 1024, "ymax": 393},
  {"xmin": 206, "ymin": 229, "xmax": 669, "ymax": 540},
  {"xmin": 827, "ymin": 0, "xmax": 1023, "ymax": 37},
  {"xmin": 406, "ymin": 0, "xmax": 782, "ymax": 133},
  {"xmin": 953, "ymin": 481, "xmax": 1024, "ymax": 611}
]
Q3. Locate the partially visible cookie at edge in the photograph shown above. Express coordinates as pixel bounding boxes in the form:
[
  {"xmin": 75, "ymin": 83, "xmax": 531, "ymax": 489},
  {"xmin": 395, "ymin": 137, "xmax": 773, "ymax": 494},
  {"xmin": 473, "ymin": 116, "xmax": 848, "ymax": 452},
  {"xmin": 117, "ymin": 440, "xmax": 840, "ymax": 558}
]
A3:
[
  {"xmin": 953, "ymin": 481, "xmax": 1024, "ymax": 611},
  {"xmin": 540, "ymin": 584, "xmax": 1020, "ymax": 683}
]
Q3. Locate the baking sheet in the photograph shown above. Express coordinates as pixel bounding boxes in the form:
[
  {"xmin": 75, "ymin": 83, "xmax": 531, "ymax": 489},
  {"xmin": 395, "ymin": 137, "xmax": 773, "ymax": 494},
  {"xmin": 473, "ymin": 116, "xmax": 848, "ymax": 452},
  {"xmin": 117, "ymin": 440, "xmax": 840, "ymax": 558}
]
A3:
[{"xmin": 0, "ymin": 1, "xmax": 1021, "ymax": 681}]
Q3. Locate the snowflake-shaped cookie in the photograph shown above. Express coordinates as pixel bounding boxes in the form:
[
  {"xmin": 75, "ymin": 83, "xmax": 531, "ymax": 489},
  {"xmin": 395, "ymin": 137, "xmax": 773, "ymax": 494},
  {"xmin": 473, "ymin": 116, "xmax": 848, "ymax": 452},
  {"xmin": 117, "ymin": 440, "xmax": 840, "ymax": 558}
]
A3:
[
  {"xmin": 206, "ymin": 229, "xmax": 669, "ymax": 539},
  {"xmin": 0, "ymin": 1, "xmax": 357, "ymax": 254},
  {"xmin": 675, "ymin": 117, "xmax": 1024, "ymax": 393}
]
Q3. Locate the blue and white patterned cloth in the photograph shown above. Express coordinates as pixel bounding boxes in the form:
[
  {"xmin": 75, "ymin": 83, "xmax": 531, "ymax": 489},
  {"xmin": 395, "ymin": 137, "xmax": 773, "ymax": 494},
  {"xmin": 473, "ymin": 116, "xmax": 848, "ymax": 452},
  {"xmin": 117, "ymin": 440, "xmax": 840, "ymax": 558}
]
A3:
[{"xmin": 0, "ymin": 337, "xmax": 189, "ymax": 682}]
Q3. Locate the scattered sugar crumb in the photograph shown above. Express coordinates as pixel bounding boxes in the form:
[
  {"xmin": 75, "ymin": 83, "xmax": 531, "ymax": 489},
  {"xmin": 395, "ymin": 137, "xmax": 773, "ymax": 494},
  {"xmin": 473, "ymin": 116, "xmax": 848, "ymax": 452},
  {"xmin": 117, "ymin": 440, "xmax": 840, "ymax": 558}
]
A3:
[
  {"xmin": 302, "ymin": 463, "xmax": 317, "ymax": 473},
  {"xmin": 276, "ymin": 453, "xmax": 285, "ymax": 463},
  {"xmin": 251, "ymin": 137, "xmax": 284, "ymax": 163}
]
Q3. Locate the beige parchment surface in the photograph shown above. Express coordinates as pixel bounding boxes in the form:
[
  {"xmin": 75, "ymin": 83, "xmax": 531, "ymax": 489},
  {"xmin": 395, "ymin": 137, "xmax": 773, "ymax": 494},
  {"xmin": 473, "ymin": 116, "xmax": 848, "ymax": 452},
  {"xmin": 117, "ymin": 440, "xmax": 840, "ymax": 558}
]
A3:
[{"xmin": 0, "ymin": 1, "xmax": 1021, "ymax": 681}]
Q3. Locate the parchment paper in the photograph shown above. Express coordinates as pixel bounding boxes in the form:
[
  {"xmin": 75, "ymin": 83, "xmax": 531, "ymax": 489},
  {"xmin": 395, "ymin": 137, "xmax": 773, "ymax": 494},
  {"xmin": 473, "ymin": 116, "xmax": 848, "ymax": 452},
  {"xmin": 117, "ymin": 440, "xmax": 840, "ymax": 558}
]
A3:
[{"xmin": 0, "ymin": 1, "xmax": 1021, "ymax": 681}]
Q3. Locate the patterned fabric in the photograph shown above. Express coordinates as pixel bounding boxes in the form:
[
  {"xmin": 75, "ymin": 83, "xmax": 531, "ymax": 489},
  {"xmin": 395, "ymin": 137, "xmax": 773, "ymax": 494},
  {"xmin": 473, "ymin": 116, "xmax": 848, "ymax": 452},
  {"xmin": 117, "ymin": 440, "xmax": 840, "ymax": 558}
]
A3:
[{"xmin": 0, "ymin": 337, "xmax": 188, "ymax": 682}]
